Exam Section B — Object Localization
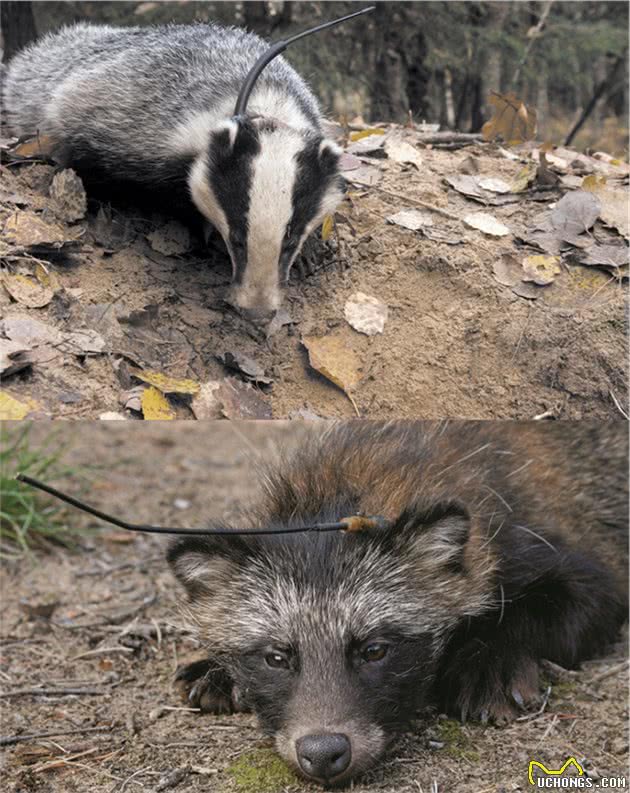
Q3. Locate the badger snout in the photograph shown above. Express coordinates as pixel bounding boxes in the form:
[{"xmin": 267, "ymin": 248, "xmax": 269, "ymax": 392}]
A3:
[
  {"xmin": 295, "ymin": 733, "xmax": 351, "ymax": 784},
  {"xmin": 228, "ymin": 282, "xmax": 281, "ymax": 326}
]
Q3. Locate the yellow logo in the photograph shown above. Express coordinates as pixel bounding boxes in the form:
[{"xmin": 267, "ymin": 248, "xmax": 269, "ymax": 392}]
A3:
[{"xmin": 528, "ymin": 757, "xmax": 584, "ymax": 785}]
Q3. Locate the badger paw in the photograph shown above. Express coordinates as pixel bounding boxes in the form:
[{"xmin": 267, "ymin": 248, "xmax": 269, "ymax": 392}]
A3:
[{"xmin": 174, "ymin": 659, "xmax": 245, "ymax": 715}]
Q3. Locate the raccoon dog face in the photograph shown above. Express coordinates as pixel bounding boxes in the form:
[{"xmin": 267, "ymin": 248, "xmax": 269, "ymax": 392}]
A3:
[
  {"xmin": 189, "ymin": 117, "xmax": 344, "ymax": 322},
  {"xmin": 169, "ymin": 505, "xmax": 493, "ymax": 786}
]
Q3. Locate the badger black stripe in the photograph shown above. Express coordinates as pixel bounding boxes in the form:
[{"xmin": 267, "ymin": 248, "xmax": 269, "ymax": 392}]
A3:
[
  {"xmin": 207, "ymin": 122, "xmax": 261, "ymax": 284},
  {"xmin": 282, "ymin": 138, "xmax": 340, "ymax": 280}
]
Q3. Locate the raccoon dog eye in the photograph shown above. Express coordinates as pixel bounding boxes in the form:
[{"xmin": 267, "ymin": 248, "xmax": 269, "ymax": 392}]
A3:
[
  {"xmin": 265, "ymin": 650, "xmax": 290, "ymax": 670},
  {"xmin": 361, "ymin": 642, "xmax": 389, "ymax": 663}
]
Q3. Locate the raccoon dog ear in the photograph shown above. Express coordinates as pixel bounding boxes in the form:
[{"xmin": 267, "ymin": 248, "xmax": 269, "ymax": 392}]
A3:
[
  {"xmin": 392, "ymin": 502, "xmax": 472, "ymax": 575},
  {"xmin": 167, "ymin": 534, "xmax": 250, "ymax": 598}
]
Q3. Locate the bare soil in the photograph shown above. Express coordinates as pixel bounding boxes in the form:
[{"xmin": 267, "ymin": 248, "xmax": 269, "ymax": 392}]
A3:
[
  {"xmin": 1, "ymin": 422, "xmax": 628, "ymax": 793},
  {"xmin": 1, "ymin": 133, "xmax": 628, "ymax": 421}
]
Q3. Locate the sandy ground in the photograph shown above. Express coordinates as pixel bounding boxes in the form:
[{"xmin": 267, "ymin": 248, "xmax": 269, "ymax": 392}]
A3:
[
  {"xmin": 1, "ymin": 422, "xmax": 628, "ymax": 793},
  {"xmin": 1, "ymin": 134, "xmax": 628, "ymax": 421}
]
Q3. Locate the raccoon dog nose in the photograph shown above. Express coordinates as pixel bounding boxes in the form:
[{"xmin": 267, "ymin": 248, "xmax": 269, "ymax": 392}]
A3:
[{"xmin": 296, "ymin": 733, "xmax": 351, "ymax": 780}]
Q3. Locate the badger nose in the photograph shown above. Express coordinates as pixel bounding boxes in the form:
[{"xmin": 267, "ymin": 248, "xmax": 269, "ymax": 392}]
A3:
[{"xmin": 296, "ymin": 733, "xmax": 351, "ymax": 781}]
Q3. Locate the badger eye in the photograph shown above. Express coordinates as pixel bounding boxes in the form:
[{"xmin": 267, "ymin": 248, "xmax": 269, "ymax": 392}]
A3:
[
  {"xmin": 361, "ymin": 642, "xmax": 389, "ymax": 663},
  {"xmin": 265, "ymin": 650, "xmax": 290, "ymax": 670}
]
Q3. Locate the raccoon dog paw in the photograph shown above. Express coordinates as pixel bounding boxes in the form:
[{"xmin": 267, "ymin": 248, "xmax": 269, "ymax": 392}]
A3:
[
  {"xmin": 453, "ymin": 655, "xmax": 541, "ymax": 725},
  {"xmin": 174, "ymin": 659, "xmax": 246, "ymax": 715}
]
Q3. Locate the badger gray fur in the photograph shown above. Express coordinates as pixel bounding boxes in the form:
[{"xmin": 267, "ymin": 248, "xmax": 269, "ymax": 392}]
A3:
[
  {"xmin": 3, "ymin": 23, "xmax": 345, "ymax": 318},
  {"xmin": 168, "ymin": 421, "xmax": 628, "ymax": 786}
]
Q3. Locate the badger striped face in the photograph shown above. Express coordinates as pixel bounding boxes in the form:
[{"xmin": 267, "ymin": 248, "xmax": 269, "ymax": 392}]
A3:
[{"xmin": 189, "ymin": 118, "xmax": 344, "ymax": 320}]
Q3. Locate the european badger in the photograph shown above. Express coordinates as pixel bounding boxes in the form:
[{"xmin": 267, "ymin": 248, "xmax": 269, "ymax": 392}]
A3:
[
  {"xmin": 3, "ymin": 16, "xmax": 355, "ymax": 320},
  {"xmin": 169, "ymin": 421, "xmax": 628, "ymax": 786}
]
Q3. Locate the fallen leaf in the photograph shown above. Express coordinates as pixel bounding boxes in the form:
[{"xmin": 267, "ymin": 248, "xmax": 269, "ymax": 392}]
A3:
[
  {"xmin": 387, "ymin": 209, "xmax": 433, "ymax": 231},
  {"xmin": 119, "ymin": 385, "xmax": 145, "ymax": 412},
  {"xmin": 550, "ymin": 190, "xmax": 601, "ymax": 240},
  {"xmin": 0, "ymin": 339, "xmax": 33, "ymax": 377},
  {"xmin": 421, "ymin": 227, "xmax": 464, "ymax": 245},
  {"xmin": 302, "ymin": 334, "xmax": 363, "ymax": 398},
  {"xmin": 463, "ymin": 212, "xmax": 510, "ymax": 237},
  {"xmin": 0, "ymin": 390, "xmax": 40, "ymax": 420},
  {"xmin": 217, "ymin": 351, "xmax": 272, "ymax": 385},
  {"xmin": 2, "ymin": 272, "xmax": 54, "ymax": 308},
  {"xmin": 582, "ymin": 178, "xmax": 629, "ymax": 238},
  {"xmin": 445, "ymin": 175, "xmax": 486, "ymax": 200},
  {"xmin": 349, "ymin": 128, "xmax": 386, "ymax": 142},
  {"xmin": 512, "ymin": 281, "xmax": 543, "ymax": 300},
  {"xmin": 10, "ymin": 134, "xmax": 56, "ymax": 159},
  {"xmin": 580, "ymin": 245, "xmax": 629, "ymax": 270},
  {"xmin": 521, "ymin": 254, "xmax": 561, "ymax": 286},
  {"xmin": 141, "ymin": 386, "xmax": 176, "ymax": 420},
  {"xmin": 3, "ymin": 210, "xmax": 82, "ymax": 250},
  {"xmin": 146, "ymin": 220, "xmax": 192, "ymax": 256},
  {"xmin": 190, "ymin": 381, "xmax": 223, "ymax": 420},
  {"xmin": 131, "ymin": 369, "xmax": 200, "ymax": 395},
  {"xmin": 321, "ymin": 215, "xmax": 334, "ymax": 241},
  {"xmin": 347, "ymin": 134, "xmax": 386, "ymax": 156},
  {"xmin": 344, "ymin": 292, "xmax": 388, "ymax": 336},
  {"xmin": 49, "ymin": 169, "xmax": 87, "ymax": 222},
  {"xmin": 492, "ymin": 253, "xmax": 522, "ymax": 287},
  {"xmin": 218, "ymin": 378, "xmax": 273, "ymax": 420},
  {"xmin": 482, "ymin": 92, "xmax": 537, "ymax": 145},
  {"xmin": 266, "ymin": 308, "xmax": 294, "ymax": 338},
  {"xmin": 60, "ymin": 328, "xmax": 107, "ymax": 355},
  {"xmin": 338, "ymin": 152, "xmax": 362, "ymax": 172},
  {"xmin": 348, "ymin": 163, "xmax": 382, "ymax": 187},
  {"xmin": 510, "ymin": 164, "xmax": 537, "ymax": 192},
  {"xmin": 0, "ymin": 315, "xmax": 63, "ymax": 346},
  {"xmin": 384, "ymin": 137, "xmax": 423, "ymax": 168},
  {"xmin": 91, "ymin": 206, "xmax": 136, "ymax": 250},
  {"xmin": 478, "ymin": 177, "xmax": 512, "ymax": 194},
  {"xmin": 99, "ymin": 412, "xmax": 128, "ymax": 420}
]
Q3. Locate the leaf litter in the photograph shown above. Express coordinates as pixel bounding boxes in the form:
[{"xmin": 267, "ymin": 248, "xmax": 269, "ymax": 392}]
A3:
[{"xmin": 0, "ymin": 123, "xmax": 627, "ymax": 419}]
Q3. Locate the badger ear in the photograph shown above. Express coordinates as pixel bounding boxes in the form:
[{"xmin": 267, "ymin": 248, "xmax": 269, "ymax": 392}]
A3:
[
  {"xmin": 211, "ymin": 119, "xmax": 260, "ymax": 161},
  {"xmin": 318, "ymin": 138, "xmax": 342, "ymax": 171},
  {"xmin": 167, "ymin": 534, "xmax": 249, "ymax": 598},
  {"xmin": 392, "ymin": 502, "xmax": 472, "ymax": 575},
  {"xmin": 212, "ymin": 120, "xmax": 240, "ymax": 154}
]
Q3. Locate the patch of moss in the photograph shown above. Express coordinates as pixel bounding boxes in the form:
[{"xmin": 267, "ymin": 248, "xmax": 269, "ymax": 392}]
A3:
[
  {"xmin": 435, "ymin": 719, "xmax": 480, "ymax": 762},
  {"xmin": 227, "ymin": 749, "xmax": 297, "ymax": 793},
  {"xmin": 552, "ymin": 681, "xmax": 577, "ymax": 699}
]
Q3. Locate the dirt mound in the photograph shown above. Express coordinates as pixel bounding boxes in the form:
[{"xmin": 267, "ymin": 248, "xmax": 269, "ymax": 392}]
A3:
[{"xmin": 1, "ymin": 128, "xmax": 628, "ymax": 420}]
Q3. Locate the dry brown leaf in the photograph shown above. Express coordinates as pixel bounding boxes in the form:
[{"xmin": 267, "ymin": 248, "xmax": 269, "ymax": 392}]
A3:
[
  {"xmin": 49, "ymin": 169, "xmax": 87, "ymax": 222},
  {"xmin": 582, "ymin": 177, "xmax": 629, "ymax": 238},
  {"xmin": 463, "ymin": 212, "xmax": 510, "ymax": 237},
  {"xmin": 3, "ymin": 210, "xmax": 82, "ymax": 250},
  {"xmin": 482, "ymin": 92, "xmax": 537, "ymax": 145},
  {"xmin": 11, "ymin": 135, "xmax": 55, "ymax": 159},
  {"xmin": 302, "ymin": 334, "xmax": 363, "ymax": 402},
  {"xmin": 492, "ymin": 254, "xmax": 522, "ymax": 287},
  {"xmin": 141, "ymin": 386, "xmax": 176, "ymax": 420},
  {"xmin": 2, "ymin": 272, "xmax": 54, "ymax": 308},
  {"xmin": 344, "ymin": 292, "xmax": 388, "ymax": 336},
  {"xmin": 349, "ymin": 128, "xmax": 386, "ymax": 142},
  {"xmin": 387, "ymin": 209, "xmax": 433, "ymax": 231}
]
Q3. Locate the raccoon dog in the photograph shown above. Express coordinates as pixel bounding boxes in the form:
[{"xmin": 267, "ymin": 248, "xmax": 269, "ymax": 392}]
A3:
[{"xmin": 169, "ymin": 421, "xmax": 628, "ymax": 786}]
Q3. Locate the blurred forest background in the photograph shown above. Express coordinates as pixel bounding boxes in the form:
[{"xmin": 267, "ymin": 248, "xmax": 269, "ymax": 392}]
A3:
[{"xmin": 1, "ymin": 1, "xmax": 628, "ymax": 154}]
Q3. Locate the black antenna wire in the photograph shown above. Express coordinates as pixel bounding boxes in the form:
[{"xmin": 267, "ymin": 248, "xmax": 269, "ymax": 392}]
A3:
[
  {"xmin": 234, "ymin": 6, "xmax": 375, "ymax": 117},
  {"xmin": 14, "ymin": 474, "xmax": 388, "ymax": 537}
]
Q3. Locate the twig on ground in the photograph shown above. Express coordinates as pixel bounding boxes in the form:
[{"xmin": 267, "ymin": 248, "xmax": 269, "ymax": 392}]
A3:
[
  {"xmin": 0, "ymin": 726, "xmax": 111, "ymax": 747},
  {"xmin": 590, "ymin": 659, "xmax": 628, "ymax": 685},
  {"xmin": 374, "ymin": 186, "xmax": 461, "ymax": 222},
  {"xmin": 516, "ymin": 685, "xmax": 552, "ymax": 722},
  {"xmin": 0, "ymin": 687, "xmax": 105, "ymax": 700}
]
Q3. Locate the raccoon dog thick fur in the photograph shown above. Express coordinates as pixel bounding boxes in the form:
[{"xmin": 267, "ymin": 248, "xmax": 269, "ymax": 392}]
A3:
[
  {"xmin": 168, "ymin": 421, "xmax": 628, "ymax": 786},
  {"xmin": 3, "ymin": 23, "xmax": 345, "ymax": 318}
]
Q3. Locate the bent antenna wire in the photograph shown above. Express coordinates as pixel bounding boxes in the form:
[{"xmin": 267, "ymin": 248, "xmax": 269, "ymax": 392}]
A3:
[
  {"xmin": 234, "ymin": 6, "xmax": 375, "ymax": 116},
  {"xmin": 15, "ymin": 474, "xmax": 389, "ymax": 537}
]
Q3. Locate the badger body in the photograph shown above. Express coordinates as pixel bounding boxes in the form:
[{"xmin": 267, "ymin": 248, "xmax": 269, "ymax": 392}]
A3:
[
  {"xmin": 3, "ymin": 23, "xmax": 344, "ymax": 317},
  {"xmin": 168, "ymin": 421, "xmax": 628, "ymax": 786}
]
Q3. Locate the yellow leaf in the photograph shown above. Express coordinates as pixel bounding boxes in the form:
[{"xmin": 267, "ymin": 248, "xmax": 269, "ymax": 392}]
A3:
[
  {"xmin": 522, "ymin": 255, "xmax": 561, "ymax": 286},
  {"xmin": 131, "ymin": 368, "xmax": 200, "ymax": 395},
  {"xmin": 349, "ymin": 128, "xmax": 386, "ymax": 142},
  {"xmin": 510, "ymin": 163, "xmax": 537, "ymax": 193},
  {"xmin": 2, "ymin": 273, "xmax": 54, "ymax": 308},
  {"xmin": 12, "ymin": 134, "xmax": 55, "ymax": 159},
  {"xmin": 321, "ymin": 215, "xmax": 334, "ymax": 241},
  {"xmin": 481, "ymin": 92, "xmax": 537, "ymax": 145},
  {"xmin": 0, "ymin": 391, "xmax": 40, "ymax": 420},
  {"xmin": 582, "ymin": 174, "xmax": 607, "ymax": 191},
  {"xmin": 141, "ymin": 386, "xmax": 176, "ymax": 420}
]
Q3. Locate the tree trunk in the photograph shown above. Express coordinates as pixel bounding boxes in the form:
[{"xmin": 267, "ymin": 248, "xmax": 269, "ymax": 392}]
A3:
[{"xmin": 1, "ymin": 1, "xmax": 37, "ymax": 62}]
